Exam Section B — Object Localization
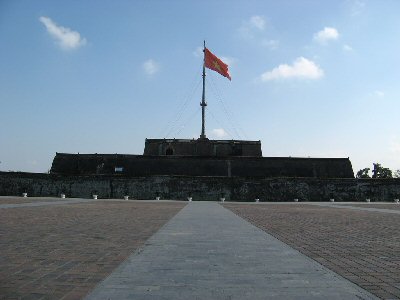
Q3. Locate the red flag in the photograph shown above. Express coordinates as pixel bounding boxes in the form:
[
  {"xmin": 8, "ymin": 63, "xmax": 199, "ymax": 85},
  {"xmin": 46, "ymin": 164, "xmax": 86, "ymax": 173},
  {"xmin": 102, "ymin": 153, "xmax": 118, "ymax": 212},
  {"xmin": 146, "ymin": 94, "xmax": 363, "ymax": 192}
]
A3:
[{"xmin": 204, "ymin": 48, "xmax": 231, "ymax": 80}]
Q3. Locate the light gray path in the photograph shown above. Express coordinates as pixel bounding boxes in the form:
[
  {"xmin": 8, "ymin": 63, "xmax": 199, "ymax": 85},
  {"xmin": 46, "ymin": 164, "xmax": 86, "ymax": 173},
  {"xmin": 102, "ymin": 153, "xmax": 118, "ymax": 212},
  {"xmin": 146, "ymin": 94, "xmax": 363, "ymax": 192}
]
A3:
[
  {"xmin": 0, "ymin": 198, "xmax": 97, "ymax": 209},
  {"xmin": 308, "ymin": 202, "xmax": 400, "ymax": 215},
  {"xmin": 85, "ymin": 202, "xmax": 377, "ymax": 300}
]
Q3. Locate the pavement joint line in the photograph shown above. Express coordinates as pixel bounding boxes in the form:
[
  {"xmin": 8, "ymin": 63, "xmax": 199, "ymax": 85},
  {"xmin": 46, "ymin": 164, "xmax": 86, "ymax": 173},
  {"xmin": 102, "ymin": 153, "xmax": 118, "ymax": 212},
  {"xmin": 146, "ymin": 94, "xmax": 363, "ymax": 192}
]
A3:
[
  {"xmin": 0, "ymin": 198, "xmax": 99, "ymax": 209},
  {"xmin": 0, "ymin": 197, "xmax": 187, "ymax": 209},
  {"xmin": 85, "ymin": 202, "xmax": 378, "ymax": 299},
  {"xmin": 305, "ymin": 202, "xmax": 400, "ymax": 215}
]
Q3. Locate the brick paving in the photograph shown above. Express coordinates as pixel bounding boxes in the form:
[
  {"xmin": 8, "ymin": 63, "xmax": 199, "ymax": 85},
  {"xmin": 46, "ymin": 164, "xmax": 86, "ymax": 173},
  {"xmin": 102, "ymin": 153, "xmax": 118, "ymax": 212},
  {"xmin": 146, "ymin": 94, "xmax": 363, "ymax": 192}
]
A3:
[
  {"xmin": 225, "ymin": 203, "xmax": 400, "ymax": 300},
  {"xmin": 0, "ymin": 201, "xmax": 185, "ymax": 300}
]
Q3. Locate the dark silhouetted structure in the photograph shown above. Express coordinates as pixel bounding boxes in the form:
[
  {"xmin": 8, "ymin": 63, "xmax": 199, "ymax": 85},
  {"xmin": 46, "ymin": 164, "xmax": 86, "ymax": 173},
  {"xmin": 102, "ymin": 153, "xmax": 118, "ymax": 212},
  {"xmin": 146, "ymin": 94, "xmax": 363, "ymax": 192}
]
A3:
[{"xmin": 50, "ymin": 138, "xmax": 354, "ymax": 178}]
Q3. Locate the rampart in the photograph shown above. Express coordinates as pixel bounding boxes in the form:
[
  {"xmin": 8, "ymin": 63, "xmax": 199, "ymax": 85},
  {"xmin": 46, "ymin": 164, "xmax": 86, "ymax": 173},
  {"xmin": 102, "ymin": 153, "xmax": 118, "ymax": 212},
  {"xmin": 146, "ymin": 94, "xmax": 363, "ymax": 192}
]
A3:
[
  {"xmin": 50, "ymin": 154, "xmax": 354, "ymax": 178},
  {"xmin": 144, "ymin": 138, "xmax": 262, "ymax": 157},
  {"xmin": 1, "ymin": 172, "xmax": 399, "ymax": 202}
]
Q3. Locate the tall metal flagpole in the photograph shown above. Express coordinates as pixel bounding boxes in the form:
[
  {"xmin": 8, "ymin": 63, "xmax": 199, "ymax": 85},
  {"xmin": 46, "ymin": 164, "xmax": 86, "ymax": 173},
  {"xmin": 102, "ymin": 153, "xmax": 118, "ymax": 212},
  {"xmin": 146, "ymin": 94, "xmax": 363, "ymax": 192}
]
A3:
[{"xmin": 200, "ymin": 40, "xmax": 207, "ymax": 139}]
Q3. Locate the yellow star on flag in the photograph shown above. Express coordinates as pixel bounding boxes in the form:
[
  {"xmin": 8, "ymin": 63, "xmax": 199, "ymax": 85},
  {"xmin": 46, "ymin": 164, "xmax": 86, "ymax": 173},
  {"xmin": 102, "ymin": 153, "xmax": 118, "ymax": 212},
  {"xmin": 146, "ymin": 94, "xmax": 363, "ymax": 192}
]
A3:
[
  {"xmin": 204, "ymin": 47, "xmax": 231, "ymax": 81},
  {"xmin": 213, "ymin": 61, "xmax": 222, "ymax": 72}
]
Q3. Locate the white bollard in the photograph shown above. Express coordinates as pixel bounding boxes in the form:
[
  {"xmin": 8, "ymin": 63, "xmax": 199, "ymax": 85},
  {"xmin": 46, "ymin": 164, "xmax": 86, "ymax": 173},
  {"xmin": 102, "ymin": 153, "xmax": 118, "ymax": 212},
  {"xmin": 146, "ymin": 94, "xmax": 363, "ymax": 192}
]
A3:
[
  {"xmin": 93, "ymin": 194, "xmax": 98, "ymax": 200},
  {"xmin": 156, "ymin": 196, "xmax": 160, "ymax": 201},
  {"xmin": 124, "ymin": 195, "xmax": 129, "ymax": 200},
  {"xmin": 394, "ymin": 199, "xmax": 399, "ymax": 204},
  {"xmin": 366, "ymin": 198, "xmax": 370, "ymax": 202},
  {"xmin": 220, "ymin": 198, "xmax": 225, "ymax": 202},
  {"xmin": 60, "ymin": 194, "xmax": 66, "ymax": 199},
  {"xmin": 187, "ymin": 197, "xmax": 192, "ymax": 202},
  {"xmin": 255, "ymin": 198, "xmax": 259, "ymax": 203},
  {"xmin": 330, "ymin": 199, "xmax": 335, "ymax": 202},
  {"xmin": 22, "ymin": 193, "xmax": 27, "ymax": 198},
  {"xmin": 294, "ymin": 198, "xmax": 299, "ymax": 202}
]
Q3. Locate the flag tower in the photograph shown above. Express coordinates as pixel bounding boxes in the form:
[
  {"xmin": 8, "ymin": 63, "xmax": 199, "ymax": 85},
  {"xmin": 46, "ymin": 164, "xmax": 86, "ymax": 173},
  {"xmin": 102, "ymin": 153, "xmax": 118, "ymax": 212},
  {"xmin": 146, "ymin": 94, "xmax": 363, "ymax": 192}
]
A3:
[
  {"xmin": 200, "ymin": 41, "xmax": 231, "ymax": 139},
  {"xmin": 200, "ymin": 40, "xmax": 207, "ymax": 139}
]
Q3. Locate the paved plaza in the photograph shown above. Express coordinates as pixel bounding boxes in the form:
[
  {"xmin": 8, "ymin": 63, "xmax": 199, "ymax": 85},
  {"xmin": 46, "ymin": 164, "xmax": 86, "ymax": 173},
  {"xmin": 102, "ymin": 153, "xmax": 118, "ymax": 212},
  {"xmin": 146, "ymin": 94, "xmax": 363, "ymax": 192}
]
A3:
[
  {"xmin": 0, "ymin": 197, "xmax": 399, "ymax": 299},
  {"xmin": 226, "ymin": 202, "xmax": 400, "ymax": 299},
  {"xmin": 0, "ymin": 198, "xmax": 185, "ymax": 299}
]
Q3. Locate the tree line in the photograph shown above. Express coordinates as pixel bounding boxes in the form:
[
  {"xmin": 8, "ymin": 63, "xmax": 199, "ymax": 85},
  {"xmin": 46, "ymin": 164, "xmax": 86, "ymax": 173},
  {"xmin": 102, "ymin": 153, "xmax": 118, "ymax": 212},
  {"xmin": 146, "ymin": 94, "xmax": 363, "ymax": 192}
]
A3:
[{"xmin": 356, "ymin": 163, "xmax": 400, "ymax": 179}]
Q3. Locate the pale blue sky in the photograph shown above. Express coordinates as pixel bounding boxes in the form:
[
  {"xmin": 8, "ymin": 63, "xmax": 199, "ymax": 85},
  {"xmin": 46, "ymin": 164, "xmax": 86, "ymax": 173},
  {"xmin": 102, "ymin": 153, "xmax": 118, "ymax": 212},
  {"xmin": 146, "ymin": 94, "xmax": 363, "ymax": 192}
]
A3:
[{"xmin": 1, "ymin": 0, "xmax": 399, "ymax": 174}]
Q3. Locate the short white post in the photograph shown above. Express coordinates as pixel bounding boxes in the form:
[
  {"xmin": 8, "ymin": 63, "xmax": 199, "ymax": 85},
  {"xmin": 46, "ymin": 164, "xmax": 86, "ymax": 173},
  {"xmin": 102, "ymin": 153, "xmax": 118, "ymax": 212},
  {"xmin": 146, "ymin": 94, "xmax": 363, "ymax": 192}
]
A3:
[
  {"xmin": 187, "ymin": 197, "xmax": 192, "ymax": 202},
  {"xmin": 124, "ymin": 195, "xmax": 129, "ymax": 200},
  {"xmin": 93, "ymin": 194, "xmax": 98, "ymax": 200},
  {"xmin": 60, "ymin": 194, "xmax": 66, "ymax": 199},
  {"xmin": 22, "ymin": 193, "xmax": 27, "ymax": 198},
  {"xmin": 294, "ymin": 198, "xmax": 299, "ymax": 202},
  {"xmin": 156, "ymin": 196, "xmax": 160, "ymax": 201},
  {"xmin": 220, "ymin": 197, "xmax": 225, "ymax": 202},
  {"xmin": 255, "ymin": 198, "xmax": 259, "ymax": 203},
  {"xmin": 394, "ymin": 199, "xmax": 399, "ymax": 204},
  {"xmin": 330, "ymin": 198, "xmax": 335, "ymax": 202},
  {"xmin": 366, "ymin": 198, "xmax": 370, "ymax": 202}
]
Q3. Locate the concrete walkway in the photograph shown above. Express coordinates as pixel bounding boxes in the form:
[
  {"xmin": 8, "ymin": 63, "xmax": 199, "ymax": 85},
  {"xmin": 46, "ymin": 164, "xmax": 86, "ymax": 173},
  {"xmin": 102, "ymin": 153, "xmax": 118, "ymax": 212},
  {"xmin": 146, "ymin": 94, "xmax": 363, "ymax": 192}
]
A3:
[{"xmin": 85, "ymin": 202, "xmax": 376, "ymax": 299}]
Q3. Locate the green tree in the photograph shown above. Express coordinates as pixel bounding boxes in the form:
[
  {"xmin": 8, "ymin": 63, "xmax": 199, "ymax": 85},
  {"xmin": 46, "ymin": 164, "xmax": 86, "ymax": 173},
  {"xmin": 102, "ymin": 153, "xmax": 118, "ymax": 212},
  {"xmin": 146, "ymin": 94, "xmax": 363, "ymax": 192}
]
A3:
[
  {"xmin": 372, "ymin": 163, "xmax": 392, "ymax": 179},
  {"xmin": 356, "ymin": 168, "xmax": 371, "ymax": 178}
]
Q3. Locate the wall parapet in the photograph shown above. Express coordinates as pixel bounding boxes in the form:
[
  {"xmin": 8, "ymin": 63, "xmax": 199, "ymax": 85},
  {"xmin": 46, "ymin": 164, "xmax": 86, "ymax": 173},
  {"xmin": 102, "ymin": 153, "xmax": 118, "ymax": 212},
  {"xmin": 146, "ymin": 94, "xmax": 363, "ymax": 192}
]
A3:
[
  {"xmin": 1, "ymin": 172, "xmax": 399, "ymax": 202},
  {"xmin": 50, "ymin": 153, "xmax": 354, "ymax": 178}
]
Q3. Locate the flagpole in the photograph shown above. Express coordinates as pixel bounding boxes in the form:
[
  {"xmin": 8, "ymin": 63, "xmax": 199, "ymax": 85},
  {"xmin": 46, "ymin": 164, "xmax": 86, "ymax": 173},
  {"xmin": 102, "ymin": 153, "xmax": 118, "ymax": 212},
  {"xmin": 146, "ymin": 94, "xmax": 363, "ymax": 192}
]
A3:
[{"xmin": 200, "ymin": 40, "xmax": 207, "ymax": 139}]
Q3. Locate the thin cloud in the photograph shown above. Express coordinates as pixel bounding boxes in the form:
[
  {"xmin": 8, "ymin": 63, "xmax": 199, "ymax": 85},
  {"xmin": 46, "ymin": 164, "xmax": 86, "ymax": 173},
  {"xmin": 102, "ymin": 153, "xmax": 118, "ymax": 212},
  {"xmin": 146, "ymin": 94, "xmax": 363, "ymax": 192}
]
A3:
[
  {"xmin": 193, "ymin": 46, "xmax": 203, "ymax": 57},
  {"xmin": 211, "ymin": 128, "xmax": 228, "ymax": 138},
  {"xmin": 260, "ymin": 57, "xmax": 324, "ymax": 81},
  {"xmin": 249, "ymin": 16, "xmax": 265, "ymax": 30},
  {"xmin": 39, "ymin": 16, "xmax": 86, "ymax": 50},
  {"xmin": 238, "ymin": 15, "xmax": 266, "ymax": 39},
  {"xmin": 143, "ymin": 59, "xmax": 160, "ymax": 75},
  {"xmin": 390, "ymin": 136, "xmax": 400, "ymax": 154},
  {"xmin": 343, "ymin": 44, "xmax": 354, "ymax": 52},
  {"xmin": 313, "ymin": 27, "xmax": 339, "ymax": 44},
  {"xmin": 373, "ymin": 90, "xmax": 385, "ymax": 98},
  {"xmin": 350, "ymin": 0, "xmax": 366, "ymax": 16},
  {"xmin": 262, "ymin": 39, "xmax": 279, "ymax": 50},
  {"xmin": 28, "ymin": 160, "xmax": 38, "ymax": 166}
]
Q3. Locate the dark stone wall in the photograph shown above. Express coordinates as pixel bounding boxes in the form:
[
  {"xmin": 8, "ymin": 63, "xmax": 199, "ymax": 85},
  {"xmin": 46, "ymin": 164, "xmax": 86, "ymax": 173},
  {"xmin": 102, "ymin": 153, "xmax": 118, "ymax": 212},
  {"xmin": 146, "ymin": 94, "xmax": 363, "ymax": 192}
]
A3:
[
  {"xmin": 144, "ymin": 139, "xmax": 262, "ymax": 157},
  {"xmin": 50, "ymin": 154, "xmax": 354, "ymax": 178},
  {"xmin": 1, "ymin": 172, "xmax": 399, "ymax": 202}
]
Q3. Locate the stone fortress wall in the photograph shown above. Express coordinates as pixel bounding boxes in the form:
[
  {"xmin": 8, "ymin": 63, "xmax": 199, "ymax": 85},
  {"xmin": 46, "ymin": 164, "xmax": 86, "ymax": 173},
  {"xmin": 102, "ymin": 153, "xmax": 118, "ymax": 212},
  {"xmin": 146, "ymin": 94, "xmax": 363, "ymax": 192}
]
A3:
[
  {"xmin": 4, "ymin": 139, "xmax": 391, "ymax": 201},
  {"xmin": 50, "ymin": 153, "xmax": 354, "ymax": 179},
  {"xmin": 143, "ymin": 139, "xmax": 263, "ymax": 157},
  {"xmin": 50, "ymin": 138, "xmax": 354, "ymax": 179},
  {"xmin": 1, "ymin": 172, "xmax": 400, "ymax": 202}
]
